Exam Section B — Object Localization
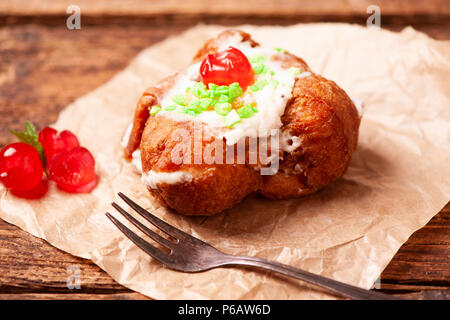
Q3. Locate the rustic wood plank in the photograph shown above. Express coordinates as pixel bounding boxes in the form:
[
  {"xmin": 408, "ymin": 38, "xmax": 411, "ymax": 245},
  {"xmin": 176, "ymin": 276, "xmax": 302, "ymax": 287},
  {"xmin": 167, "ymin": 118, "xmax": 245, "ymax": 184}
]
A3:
[
  {"xmin": 1, "ymin": 0, "xmax": 450, "ymax": 16},
  {"xmin": 0, "ymin": 292, "xmax": 149, "ymax": 300},
  {"xmin": 1, "ymin": 0, "xmax": 450, "ymax": 42},
  {"xmin": 379, "ymin": 203, "xmax": 450, "ymax": 288},
  {"xmin": 1, "ymin": 16, "xmax": 450, "ymax": 42},
  {"xmin": 1, "ymin": 203, "xmax": 448, "ymax": 297},
  {"xmin": 377, "ymin": 289, "xmax": 450, "ymax": 300},
  {"xmin": 0, "ymin": 218, "xmax": 129, "ymax": 293},
  {"xmin": 0, "ymin": 24, "xmax": 181, "ymax": 146}
]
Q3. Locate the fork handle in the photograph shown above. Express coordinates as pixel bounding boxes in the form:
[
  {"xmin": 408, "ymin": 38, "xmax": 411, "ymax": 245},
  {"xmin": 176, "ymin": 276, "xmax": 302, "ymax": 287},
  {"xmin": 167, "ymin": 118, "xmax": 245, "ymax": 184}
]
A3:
[{"xmin": 224, "ymin": 255, "xmax": 400, "ymax": 300}]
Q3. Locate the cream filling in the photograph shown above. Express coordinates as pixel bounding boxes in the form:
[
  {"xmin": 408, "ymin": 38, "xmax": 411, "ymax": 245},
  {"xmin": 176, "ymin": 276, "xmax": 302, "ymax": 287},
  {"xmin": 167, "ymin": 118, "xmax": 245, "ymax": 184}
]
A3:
[
  {"xmin": 120, "ymin": 123, "xmax": 133, "ymax": 148},
  {"xmin": 279, "ymin": 131, "xmax": 303, "ymax": 153},
  {"xmin": 156, "ymin": 44, "xmax": 308, "ymax": 149},
  {"xmin": 121, "ymin": 125, "xmax": 192, "ymax": 187},
  {"xmin": 351, "ymin": 97, "xmax": 364, "ymax": 117},
  {"xmin": 131, "ymin": 149, "xmax": 143, "ymax": 173},
  {"xmin": 141, "ymin": 170, "xmax": 193, "ymax": 189}
]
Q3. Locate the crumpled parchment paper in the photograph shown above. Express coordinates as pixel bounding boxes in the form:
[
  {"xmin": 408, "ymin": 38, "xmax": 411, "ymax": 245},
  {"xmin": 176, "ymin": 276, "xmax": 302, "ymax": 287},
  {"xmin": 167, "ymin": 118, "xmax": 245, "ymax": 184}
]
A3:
[{"xmin": 1, "ymin": 23, "xmax": 449, "ymax": 299}]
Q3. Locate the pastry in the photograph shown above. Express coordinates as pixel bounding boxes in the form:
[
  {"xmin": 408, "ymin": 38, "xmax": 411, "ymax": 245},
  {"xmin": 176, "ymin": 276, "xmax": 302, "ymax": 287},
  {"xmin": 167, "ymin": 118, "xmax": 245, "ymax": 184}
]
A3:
[{"xmin": 124, "ymin": 30, "xmax": 361, "ymax": 215}]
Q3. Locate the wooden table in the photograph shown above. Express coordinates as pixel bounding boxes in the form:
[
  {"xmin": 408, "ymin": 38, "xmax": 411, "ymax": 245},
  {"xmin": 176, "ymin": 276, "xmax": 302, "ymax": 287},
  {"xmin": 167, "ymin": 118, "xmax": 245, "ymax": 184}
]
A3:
[{"xmin": 0, "ymin": 0, "xmax": 449, "ymax": 300}]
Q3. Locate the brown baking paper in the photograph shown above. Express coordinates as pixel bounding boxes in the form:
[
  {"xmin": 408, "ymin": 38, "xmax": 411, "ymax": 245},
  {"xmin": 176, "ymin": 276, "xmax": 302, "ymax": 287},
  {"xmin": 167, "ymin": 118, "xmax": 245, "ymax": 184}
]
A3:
[{"xmin": 1, "ymin": 23, "xmax": 449, "ymax": 299}]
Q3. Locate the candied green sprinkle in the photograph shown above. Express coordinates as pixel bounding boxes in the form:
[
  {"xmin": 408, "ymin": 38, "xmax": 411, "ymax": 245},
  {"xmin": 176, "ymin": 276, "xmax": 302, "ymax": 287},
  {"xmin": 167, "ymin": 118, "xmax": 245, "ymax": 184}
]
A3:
[
  {"xmin": 274, "ymin": 47, "xmax": 284, "ymax": 52},
  {"xmin": 172, "ymin": 94, "xmax": 186, "ymax": 106},
  {"xmin": 192, "ymin": 82, "xmax": 209, "ymax": 98},
  {"xmin": 252, "ymin": 63, "xmax": 267, "ymax": 75},
  {"xmin": 208, "ymin": 83, "xmax": 218, "ymax": 91},
  {"xmin": 230, "ymin": 82, "xmax": 240, "ymax": 89},
  {"xmin": 193, "ymin": 82, "xmax": 206, "ymax": 91},
  {"xmin": 224, "ymin": 110, "xmax": 241, "ymax": 127},
  {"xmin": 215, "ymin": 85, "xmax": 229, "ymax": 96},
  {"xmin": 252, "ymin": 63, "xmax": 262, "ymax": 73},
  {"xmin": 249, "ymin": 55, "xmax": 267, "ymax": 64},
  {"xmin": 180, "ymin": 99, "xmax": 201, "ymax": 115},
  {"xmin": 164, "ymin": 105, "xmax": 177, "ymax": 111},
  {"xmin": 237, "ymin": 104, "xmax": 257, "ymax": 119},
  {"xmin": 229, "ymin": 83, "xmax": 243, "ymax": 100},
  {"xmin": 198, "ymin": 98, "xmax": 214, "ymax": 110},
  {"xmin": 200, "ymin": 90, "xmax": 210, "ymax": 98},
  {"xmin": 214, "ymin": 102, "xmax": 232, "ymax": 116},
  {"xmin": 189, "ymin": 107, "xmax": 202, "ymax": 114},
  {"xmin": 150, "ymin": 105, "xmax": 161, "ymax": 116},
  {"xmin": 179, "ymin": 106, "xmax": 199, "ymax": 117},
  {"xmin": 250, "ymin": 79, "xmax": 268, "ymax": 92},
  {"xmin": 217, "ymin": 94, "xmax": 231, "ymax": 103},
  {"xmin": 186, "ymin": 81, "xmax": 245, "ymax": 103},
  {"xmin": 164, "ymin": 80, "xmax": 251, "ymax": 119},
  {"xmin": 184, "ymin": 109, "xmax": 198, "ymax": 117},
  {"xmin": 250, "ymin": 54, "xmax": 270, "ymax": 75},
  {"xmin": 189, "ymin": 99, "xmax": 200, "ymax": 107},
  {"xmin": 207, "ymin": 90, "xmax": 216, "ymax": 99},
  {"xmin": 288, "ymin": 67, "xmax": 302, "ymax": 75},
  {"xmin": 269, "ymin": 79, "xmax": 279, "ymax": 88}
]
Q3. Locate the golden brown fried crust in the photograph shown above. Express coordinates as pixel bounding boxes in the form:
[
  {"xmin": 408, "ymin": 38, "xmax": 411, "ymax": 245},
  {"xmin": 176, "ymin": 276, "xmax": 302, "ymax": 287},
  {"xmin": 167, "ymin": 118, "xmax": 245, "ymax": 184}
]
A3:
[
  {"xmin": 140, "ymin": 117, "xmax": 260, "ymax": 215},
  {"xmin": 125, "ymin": 29, "xmax": 360, "ymax": 215},
  {"xmin": 271, "ymin": 52, "xmax": 311, "ymax": 73},
  {"xmin": 150, "ymin": 165, "xmax": 260, "ymax": 216},
  {"xmin": 260, "ymin": 74, "xmax": 360, "ymax": 198},
  {"xmin": 124, "ymin": 74, "xmax": 178, "ymax": 159}
]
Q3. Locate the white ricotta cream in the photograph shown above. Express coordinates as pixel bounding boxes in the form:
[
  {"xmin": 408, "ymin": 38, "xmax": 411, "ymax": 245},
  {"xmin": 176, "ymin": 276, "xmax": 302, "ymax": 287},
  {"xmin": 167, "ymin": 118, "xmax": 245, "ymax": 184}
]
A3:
[
  {"xmin": 141, "ymin": 170, "xmax": 193, "ymax": 189},
  {"xmin": 131, "ymin": 149, "xmax": 142, "ymax": 173},
  {"xmin": 121, "ymin": 124, "xmax": 193, "ymax": 187},
  {"xmin": 156, "ymin": 43, "xmax": 310, "ymax": 150},
  {"xmin": 121, "ymin": 123, "xmax": 133, "ymax": 148},
  {"xmin": 351, "ymin": 97, "xmax": 364, "ymax": 117}
]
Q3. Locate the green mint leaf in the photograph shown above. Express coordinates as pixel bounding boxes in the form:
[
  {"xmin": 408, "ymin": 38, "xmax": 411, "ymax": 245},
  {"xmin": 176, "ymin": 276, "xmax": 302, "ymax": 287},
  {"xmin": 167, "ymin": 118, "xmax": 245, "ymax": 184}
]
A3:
[{"xmin": 10, "ymin": 121, "xmax": 46, "ymax": 166}]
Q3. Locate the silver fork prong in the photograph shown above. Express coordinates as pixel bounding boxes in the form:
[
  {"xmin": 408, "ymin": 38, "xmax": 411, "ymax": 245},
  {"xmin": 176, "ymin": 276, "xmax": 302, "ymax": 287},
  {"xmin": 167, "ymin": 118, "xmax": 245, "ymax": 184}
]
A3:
[
  {"xmin": 117, "ymin": 192, "xmax": 191, "ymax": 240},
  {"xmin": 105, "ymin": 213, "xmax": 171, "ymax": 264},
  {"xmin": 111, "ymin": 202, "xmax": 174, "ymax": 250}
]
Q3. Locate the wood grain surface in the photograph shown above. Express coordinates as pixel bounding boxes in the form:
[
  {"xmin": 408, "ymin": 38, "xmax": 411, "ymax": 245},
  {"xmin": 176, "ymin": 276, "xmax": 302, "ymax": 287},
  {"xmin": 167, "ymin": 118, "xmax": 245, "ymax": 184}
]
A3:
[
  {"xmin": 0, "ymin": 0, "xmax": 449, "ymax": 300},
  {"xmin": 2, "ymin": 0, "xmax": 450, "ymax": 16}
]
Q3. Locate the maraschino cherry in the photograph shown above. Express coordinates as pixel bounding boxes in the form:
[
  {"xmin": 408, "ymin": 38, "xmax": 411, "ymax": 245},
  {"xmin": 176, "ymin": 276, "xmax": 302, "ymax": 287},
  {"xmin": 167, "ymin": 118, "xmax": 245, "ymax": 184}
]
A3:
[
  {"xmin": 38, "ymin": 127, "xmax": 80, "ymax": 164},
  {"xmin": 11, "ymin": 179, "xmax": 48, "ymax": 199},
  {"xmin": 200, "ymin": 46, "xmax": 254, "ymax": 91},
  {"xmin": 48, "ymin": 146, "xmax": 98, "ymax": 193},
  {"xmin": 0, "ymin": 142, "xmax": 44, "ymax": 192},
  {"xmin": 0, "ymin": 124, "xmax": 98, "ymax": 198}
]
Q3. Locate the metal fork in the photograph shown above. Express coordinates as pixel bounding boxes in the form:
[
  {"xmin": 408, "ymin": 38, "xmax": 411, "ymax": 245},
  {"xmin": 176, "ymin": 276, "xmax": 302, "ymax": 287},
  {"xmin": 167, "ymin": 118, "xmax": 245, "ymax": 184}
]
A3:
[{"xmin": 106, "ymin": 192, "xmax": 400, "ymax": 300}]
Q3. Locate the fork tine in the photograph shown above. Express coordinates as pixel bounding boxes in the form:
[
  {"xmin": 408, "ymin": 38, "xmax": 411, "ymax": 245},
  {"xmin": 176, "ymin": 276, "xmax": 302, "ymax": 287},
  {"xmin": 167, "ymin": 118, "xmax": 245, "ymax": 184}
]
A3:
[
  {"xmin": 105, "ymin": 213, "xmax": 171, "ymax": 264},
  {"xmin": 117, "ymin": 192, "xmax": 191, "ymax": 240},
  {"xmin": 111, "ymin": 202, "xmax": 174, "ymax": 250}
]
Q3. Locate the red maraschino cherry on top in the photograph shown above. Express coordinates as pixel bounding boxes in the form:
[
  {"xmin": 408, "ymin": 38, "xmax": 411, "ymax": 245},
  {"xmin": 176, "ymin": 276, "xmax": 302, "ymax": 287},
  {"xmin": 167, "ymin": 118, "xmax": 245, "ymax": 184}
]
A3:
[{"xmin": 200, "ymin": 46, "xmax": 254, "ymax": 91}]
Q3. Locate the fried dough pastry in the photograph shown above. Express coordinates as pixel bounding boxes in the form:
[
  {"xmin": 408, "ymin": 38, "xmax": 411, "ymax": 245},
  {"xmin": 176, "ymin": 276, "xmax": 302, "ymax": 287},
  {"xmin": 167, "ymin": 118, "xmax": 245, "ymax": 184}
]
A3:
[{"xmin": 125, "ymin": 30, "xmax": 360, "ymax": 215}]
